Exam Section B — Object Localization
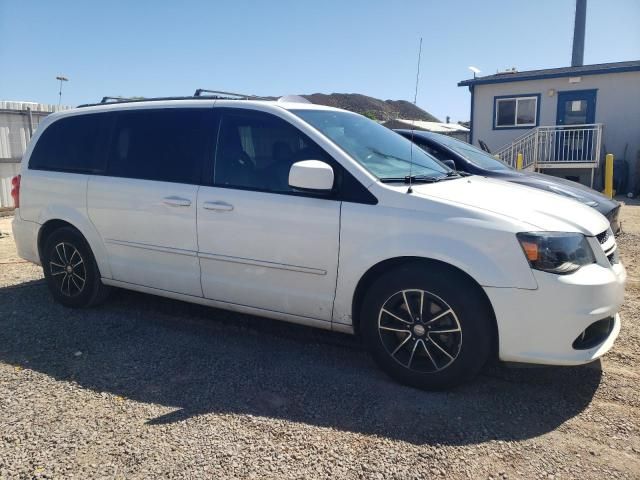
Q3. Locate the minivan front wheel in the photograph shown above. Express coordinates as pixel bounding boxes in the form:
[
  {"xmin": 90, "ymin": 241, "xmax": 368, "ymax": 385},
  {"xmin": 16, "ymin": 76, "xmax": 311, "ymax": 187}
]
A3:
[
  {"xmin": 361, "ymin": 265, "xmax": 492, "ymax": 390},
  {"xmin": 42, "ymin": 227, "xmax": 110, "ymax": 308}
]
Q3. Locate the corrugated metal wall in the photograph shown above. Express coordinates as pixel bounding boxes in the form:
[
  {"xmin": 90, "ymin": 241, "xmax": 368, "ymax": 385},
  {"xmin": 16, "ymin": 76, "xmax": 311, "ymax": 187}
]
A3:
[
  {"xmin": 0, "ymin": 163, "xmax": 21, "ymax": 208},
  {"xmin": 0, "ymin": 101, "xmax": 71, "ymax": 208}
]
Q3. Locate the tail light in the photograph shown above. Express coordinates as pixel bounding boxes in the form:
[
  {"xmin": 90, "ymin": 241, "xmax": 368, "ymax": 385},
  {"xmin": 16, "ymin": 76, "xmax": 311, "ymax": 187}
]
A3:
[{"xmin": 10, "ymin": 174, "xmax": 21, "ymax": 208}]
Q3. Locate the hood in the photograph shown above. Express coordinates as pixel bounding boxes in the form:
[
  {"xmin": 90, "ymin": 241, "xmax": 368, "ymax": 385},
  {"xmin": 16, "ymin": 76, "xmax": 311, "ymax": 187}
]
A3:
[
  {"xmin": 492, "ymin": 171, "xmax": 618, "ymax": 216},
  {"xmin": 406, "ymin": 176, "xmax": 609, "ymax": 236}
]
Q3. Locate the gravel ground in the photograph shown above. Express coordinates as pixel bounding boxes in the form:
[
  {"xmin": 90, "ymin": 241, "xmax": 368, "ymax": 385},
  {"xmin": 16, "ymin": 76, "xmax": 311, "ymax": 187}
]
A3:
[{"xmin": 1, "ymin": 203, "xmax": 639, "ymax": 480}]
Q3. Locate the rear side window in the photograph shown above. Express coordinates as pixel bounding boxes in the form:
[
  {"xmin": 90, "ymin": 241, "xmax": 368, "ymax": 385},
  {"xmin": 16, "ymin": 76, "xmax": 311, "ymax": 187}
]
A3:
[
  {"xmin": 106, "ymin": 108, "xmax": 211, "ymax": 184},
  {"xmin": 29, "ymin": 113, "xmax": 109, "ymax": 173}
]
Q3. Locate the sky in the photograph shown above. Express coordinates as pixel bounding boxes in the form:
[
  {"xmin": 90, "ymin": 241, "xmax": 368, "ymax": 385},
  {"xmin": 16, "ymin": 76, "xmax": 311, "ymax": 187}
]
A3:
[{"xmin": 1, "ymin": 0, "xmax": 639, "ymax": 122}]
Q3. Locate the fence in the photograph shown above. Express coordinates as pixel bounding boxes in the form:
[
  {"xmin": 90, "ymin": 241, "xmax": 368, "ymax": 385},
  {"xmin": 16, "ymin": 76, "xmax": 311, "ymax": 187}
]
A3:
[{"xmin": 0, "ymin": 101, "xmax": 69, "ymax": 208}]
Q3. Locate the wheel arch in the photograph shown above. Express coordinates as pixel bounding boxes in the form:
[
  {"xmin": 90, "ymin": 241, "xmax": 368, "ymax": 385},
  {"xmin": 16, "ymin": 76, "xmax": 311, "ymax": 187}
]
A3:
[
  {"xmin": 37, "ymin": 218, "xmax": 112, "ymax": 307},
  {"xmin": 37, "ymin": 219, "xmax": 78, "ymax": 261},
  {"xmin": 37, "ymin": 216, "xmax": 112, "ymax": 279},
  {"xmin": 351, "ymin": 256, "xmax": 499, "ymax": 356}
]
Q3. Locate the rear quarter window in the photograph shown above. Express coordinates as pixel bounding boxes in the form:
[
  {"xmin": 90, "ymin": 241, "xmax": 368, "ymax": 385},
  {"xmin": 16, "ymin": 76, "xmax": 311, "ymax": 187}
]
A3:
[{"xmin": 29, "ymin": 113, "xmax": 110, "ymax": 173}]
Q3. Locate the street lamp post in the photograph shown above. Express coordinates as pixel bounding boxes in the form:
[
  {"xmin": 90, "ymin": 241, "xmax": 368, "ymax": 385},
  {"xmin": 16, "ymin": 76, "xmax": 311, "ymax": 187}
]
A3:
[{"xmin": 56, "ymin": 75, "xmax": 69, "ymax": 106}]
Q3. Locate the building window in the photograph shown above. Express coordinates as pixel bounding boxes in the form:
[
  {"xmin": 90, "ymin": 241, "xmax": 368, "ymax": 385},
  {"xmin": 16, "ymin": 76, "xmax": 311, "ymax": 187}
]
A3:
[{"xmin": 494, "ymin": 95, "xmax": 539, "ymax": 128}]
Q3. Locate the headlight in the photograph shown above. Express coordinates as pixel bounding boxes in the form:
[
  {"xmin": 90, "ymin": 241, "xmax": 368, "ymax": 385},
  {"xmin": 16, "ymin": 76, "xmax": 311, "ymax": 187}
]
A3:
[{"xmin": 516, "ymin": 232, "xmax": 596, "ymax": 275}]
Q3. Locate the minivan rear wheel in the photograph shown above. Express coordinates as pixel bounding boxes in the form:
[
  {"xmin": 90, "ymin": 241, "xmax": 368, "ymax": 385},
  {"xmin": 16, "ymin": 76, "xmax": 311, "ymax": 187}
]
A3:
[
  {"xmin": 42, "ymin": 227, "xmax": 110, "ymax": 308},
  {"xmin": 361, "ymin": 264, "xmax": 492, "ymax": 390}
]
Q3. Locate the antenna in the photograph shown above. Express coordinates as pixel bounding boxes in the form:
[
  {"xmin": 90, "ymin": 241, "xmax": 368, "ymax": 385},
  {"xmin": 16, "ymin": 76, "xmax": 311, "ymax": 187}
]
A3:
[{"xmin": 407, "ymin": 37, "xmax": 423, "ymax": 194}]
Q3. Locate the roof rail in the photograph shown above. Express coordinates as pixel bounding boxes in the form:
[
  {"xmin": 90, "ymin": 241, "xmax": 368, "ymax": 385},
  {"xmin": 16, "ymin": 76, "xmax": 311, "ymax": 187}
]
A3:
[
  {"xmin": 77, "ymin": 91, "xmax": 273, "ymax": 109},
  {"xmin": 193, "ymin": 88, "xmax": 270, "ymax": 100},
  {"xmin": 77, "ymin": 96, "xmax": 218, "ymax": 108},
  {"xmin": 100, "ymin": 96, "xmax": 136, "ymax": 104}
]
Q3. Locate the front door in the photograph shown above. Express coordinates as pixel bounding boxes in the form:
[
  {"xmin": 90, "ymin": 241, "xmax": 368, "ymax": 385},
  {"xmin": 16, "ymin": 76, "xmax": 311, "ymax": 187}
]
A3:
[
  {"xmin": 555, "ymin": 89, "xmax": 597, "ymax": 161},
  {"xmin": 197, "ymin": 108, "xmax": 340, "ymax": 321}
]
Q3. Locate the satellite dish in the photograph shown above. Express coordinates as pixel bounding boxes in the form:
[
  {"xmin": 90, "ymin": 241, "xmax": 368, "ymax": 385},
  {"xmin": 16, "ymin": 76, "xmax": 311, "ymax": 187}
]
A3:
[
  {"xmin": 278, "ymin": 95, "xmax": 311, "ymax": 104},
  {"xmin": 468, "ymin": 66, "xmax": 481, "ymax": 79}
]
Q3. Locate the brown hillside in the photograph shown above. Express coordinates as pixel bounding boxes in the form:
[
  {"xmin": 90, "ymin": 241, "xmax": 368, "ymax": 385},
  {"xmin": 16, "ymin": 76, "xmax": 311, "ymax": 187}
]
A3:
[{"xmin": 300, "ymin": 93, "xmax": 440, "ymax": 122}]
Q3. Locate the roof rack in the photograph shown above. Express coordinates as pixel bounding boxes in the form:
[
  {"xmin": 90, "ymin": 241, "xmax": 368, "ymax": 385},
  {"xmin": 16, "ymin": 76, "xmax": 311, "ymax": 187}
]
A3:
[
  {"xmin": 77, "ymin": 95, "xmax": 217, "ymax": 108},
  {"xmin": 193, "ymin": 88, "xmax": 270, "ymax": 100},
  {"xmin": 100, "ymin": 96, "xmax": 136, "ymax": 104},
  {"xmin": 77, "ymin": 89, "xmax": 274, "ymax": 108}
]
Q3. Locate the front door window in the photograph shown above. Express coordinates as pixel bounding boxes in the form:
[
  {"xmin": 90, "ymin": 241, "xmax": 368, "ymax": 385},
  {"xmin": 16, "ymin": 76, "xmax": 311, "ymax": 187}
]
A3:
[
  {"xmin": 214, "ymin": 110, "xmax": 331, "ymax": 193},
  {"xmin": 556, "ymin": 90, "xmax": 596, "ymax": 126},
  {"xmin": 555, "ymin": 90, "xmax": 597, "ymax": 161},
  {"xmin": 560, "ymin": 99, "xmax": 588, "ymax": 125}
]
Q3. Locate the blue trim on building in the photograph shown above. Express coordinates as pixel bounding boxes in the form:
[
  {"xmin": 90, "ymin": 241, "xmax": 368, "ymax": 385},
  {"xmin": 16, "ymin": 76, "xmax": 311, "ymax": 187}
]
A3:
[
  {"xmin": 458, "ymin": 63, "xmax": 640, "ymax": 87},
  {"xmin": 492, "ymin": 93, "xmax": 541, "ymax": 130}
]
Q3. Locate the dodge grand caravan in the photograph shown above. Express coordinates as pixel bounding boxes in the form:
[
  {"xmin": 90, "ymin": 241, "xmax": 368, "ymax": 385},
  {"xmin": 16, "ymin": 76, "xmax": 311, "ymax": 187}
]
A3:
[{"xmin": 11, "ymin": 97, "xmax": 626, "ymax": 389}]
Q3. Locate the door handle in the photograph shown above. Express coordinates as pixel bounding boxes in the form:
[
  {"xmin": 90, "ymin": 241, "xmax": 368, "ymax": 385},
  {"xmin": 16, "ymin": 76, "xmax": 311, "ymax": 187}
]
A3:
[
  {"xmin": 162, "ymin": 196, "xmax": 192, "ymax": 207},
  {"xmin": 203, "ymin": 201, "xmax": 234, "ymax": 212}
]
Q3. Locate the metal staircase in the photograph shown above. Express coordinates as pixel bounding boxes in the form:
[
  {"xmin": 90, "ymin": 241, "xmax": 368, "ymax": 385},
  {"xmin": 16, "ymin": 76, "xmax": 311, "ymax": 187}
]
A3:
[{"xmin": 495, "ymin": 124, "xmax": 603, "ymax": 180}]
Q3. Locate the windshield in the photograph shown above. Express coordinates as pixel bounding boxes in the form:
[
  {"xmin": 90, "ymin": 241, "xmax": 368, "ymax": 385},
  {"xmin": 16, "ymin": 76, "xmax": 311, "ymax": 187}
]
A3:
[
  {"xmin": 430, "ymin": 134, "xmax": 511, "ymax": 171},
  {"xmin": 292, "ymin": 109, "xmax": 451, "ymax": 180}
]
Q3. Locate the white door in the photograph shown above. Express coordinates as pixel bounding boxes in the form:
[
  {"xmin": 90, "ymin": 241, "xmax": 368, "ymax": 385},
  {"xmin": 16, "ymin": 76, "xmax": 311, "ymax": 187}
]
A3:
[
  {"xmin": 197, "ymin": 108, "xmax": 340, "ymax": 321},
  {"xmin": 88, "ymin": 107, "xmax": 212, "ymax": 296}
]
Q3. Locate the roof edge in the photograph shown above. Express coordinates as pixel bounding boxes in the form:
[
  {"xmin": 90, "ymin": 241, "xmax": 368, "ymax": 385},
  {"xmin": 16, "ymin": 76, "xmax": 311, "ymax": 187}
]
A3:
[{"xmin": 458, "ymin": 61, "xmax": 640, "ymax": 87}]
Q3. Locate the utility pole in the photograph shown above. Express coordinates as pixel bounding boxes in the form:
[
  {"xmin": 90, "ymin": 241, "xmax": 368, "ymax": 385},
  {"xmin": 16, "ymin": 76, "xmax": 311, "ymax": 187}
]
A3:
[{"xmin": 56, "ymin": 75, "xmax": 69, "ymax": 106}]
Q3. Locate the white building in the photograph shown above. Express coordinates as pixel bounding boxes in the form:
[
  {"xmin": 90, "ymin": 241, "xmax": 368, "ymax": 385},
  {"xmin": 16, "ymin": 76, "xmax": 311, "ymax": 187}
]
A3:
[{"xmin": 458, "ymin": 60, "xmax": 640, "ymax": 193}]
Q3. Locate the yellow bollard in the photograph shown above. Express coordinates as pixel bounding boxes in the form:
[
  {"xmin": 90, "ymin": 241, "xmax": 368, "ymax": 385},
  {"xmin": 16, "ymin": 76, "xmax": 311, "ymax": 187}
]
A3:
[
  {"xmin": 604, "ymin": 153, "xmax": 614, "ymax": 199},
  {"xmin": 516, "ymin": 153, "xmax": 523, "ymax": 170}
]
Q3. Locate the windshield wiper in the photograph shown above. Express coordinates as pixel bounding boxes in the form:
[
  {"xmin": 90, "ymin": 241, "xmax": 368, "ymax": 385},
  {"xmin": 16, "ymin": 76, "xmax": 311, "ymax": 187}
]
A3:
[
  {"xmin": 428, "ymin": 170, "xmax": 471, "ymax": 181},
  {"xmin": 438, "ymin": 170, "xmax": 468, "ymax": 180},
  {"xmin": 380, "ymin": 175, "xmax": 442, "ymax": 184}
]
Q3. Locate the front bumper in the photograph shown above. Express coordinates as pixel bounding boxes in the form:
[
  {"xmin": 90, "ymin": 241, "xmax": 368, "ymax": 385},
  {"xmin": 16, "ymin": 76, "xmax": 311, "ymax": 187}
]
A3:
[{"xmin": 485, "ymin": 261, "xmax": 626, "ymax": 366}]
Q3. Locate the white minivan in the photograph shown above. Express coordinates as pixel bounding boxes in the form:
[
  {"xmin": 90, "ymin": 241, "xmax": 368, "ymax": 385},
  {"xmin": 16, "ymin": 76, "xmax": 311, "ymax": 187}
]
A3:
[{"xmin": 11, "ymin": 97, "xmax": 626, "ymax": 389}]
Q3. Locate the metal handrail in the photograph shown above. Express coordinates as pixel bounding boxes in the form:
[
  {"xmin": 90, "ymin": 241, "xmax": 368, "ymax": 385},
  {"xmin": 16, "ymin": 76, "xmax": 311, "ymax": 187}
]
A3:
[
  {"xmin": 494, "ymin": 123, "xmax": 603, "ymax": 170},
  {"xmin": 535, "ymin": 123, "xmax": 604, "ymax": 129}
]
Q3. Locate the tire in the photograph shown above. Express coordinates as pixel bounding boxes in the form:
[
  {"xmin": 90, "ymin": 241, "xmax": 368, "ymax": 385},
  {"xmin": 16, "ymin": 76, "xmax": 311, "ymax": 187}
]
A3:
[
  {"xmin": 360, "ymin": 264, "xmax": 493, "ymax": 390},
  {"xmin": 42, "ymin": 226, "xmax": 111, "ymax": 308}
]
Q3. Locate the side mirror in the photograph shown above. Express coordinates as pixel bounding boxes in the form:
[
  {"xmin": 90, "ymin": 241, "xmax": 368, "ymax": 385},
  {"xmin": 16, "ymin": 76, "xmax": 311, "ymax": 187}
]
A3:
[
  {"xmin": 288, "ymin": 160, "xmax": 334, "ymax": 192},
  {"xmin": 442, "ymin": 159, "xmax": 456, "ymax": 170}
]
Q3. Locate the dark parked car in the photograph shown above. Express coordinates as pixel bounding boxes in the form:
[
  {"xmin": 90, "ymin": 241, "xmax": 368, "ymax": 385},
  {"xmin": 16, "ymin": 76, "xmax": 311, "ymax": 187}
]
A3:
[{"xmin": 395, "ymin": 129, "xmax": 620, "ymax": 233}]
